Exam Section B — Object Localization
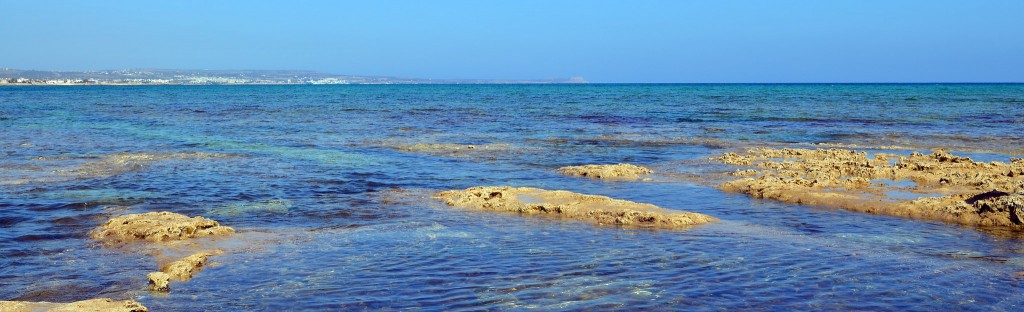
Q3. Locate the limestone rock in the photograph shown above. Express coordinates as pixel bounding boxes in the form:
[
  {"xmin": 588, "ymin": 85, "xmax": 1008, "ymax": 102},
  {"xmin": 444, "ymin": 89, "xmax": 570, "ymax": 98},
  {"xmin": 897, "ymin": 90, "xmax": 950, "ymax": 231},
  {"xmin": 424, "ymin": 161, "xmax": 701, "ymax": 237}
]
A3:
[
  {"xmin": 90, "ymin": 212, "xmax": 235, "ymax": 244},
  {"xmin": 162, "ymin": 251, "xmax": 219, "ymax": 281},
  {"xmin": 556, "ymin": 164, "xmax": 653, "ymax": 180},
  {"xmin": 711, "ymin": 147, "xmax": 1024, "ymax": 231},
  {"xmin": 434, "ymin": 186, "xmax": 716, "ymax": 229},
  {"xmin": 0, "ymin": 298, "xmax": 147, "ymax": 312},
  {"xmin": 147, "ymin": 271, "xmax": 170, "ymax": 292}
]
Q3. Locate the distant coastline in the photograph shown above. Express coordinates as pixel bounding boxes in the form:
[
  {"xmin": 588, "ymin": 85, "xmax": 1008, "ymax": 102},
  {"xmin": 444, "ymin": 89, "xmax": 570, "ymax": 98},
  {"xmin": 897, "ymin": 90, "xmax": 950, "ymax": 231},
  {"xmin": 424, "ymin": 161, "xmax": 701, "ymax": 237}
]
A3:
[{"xmin": 0, "ymin": 68, "xmax": 587, "ymax": 85}]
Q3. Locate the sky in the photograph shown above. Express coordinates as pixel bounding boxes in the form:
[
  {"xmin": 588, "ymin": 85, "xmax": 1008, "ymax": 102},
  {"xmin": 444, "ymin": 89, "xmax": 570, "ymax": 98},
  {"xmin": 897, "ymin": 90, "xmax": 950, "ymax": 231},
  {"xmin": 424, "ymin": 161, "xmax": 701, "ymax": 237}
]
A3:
[{"xmin": 2, "ymin": 0, "xmax": 1022, "ymax": 83}]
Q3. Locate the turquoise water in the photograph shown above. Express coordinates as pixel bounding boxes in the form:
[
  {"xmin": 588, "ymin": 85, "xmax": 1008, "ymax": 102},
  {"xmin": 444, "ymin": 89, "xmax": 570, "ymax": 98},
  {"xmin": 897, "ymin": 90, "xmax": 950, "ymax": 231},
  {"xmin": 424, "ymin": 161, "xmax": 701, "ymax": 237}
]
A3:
[{"xmin": 2, "ymin": 84, "xmax": 1024, "ymax": 310}]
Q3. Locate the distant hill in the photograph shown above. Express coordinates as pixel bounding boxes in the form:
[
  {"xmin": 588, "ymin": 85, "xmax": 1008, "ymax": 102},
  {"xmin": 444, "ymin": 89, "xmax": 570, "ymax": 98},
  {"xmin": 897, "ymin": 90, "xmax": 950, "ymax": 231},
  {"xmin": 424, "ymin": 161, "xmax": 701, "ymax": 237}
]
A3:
[{"xmin": 0, "ymin": 68, "xmax": 587, "ymax": 85}]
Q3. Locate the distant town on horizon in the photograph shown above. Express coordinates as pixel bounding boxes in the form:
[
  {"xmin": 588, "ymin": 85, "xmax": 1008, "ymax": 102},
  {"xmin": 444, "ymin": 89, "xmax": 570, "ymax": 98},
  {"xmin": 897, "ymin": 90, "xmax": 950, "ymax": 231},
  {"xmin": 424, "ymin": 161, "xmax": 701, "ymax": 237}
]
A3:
[{"xmin": 0, "ymin": 68, "xmax": 588, "ymax": 85}]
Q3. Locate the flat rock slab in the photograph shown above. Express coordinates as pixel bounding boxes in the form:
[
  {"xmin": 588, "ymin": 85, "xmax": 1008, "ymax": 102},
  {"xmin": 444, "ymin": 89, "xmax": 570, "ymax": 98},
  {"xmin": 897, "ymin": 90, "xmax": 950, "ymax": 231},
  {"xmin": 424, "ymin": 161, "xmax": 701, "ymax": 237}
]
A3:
[
  {"xmin": 0, "ymin": 298, "xmax": 147, "ymax": 312},
  {"xmin": 434, "ymin": 186, "xmax": 717, "ymax": 229},
  {"xmin": 712, "ymin": 147, "xmax": 1024, "ymax": 230},
  {"xmin": 91, "ymin": 211, "xmax": 235, "ymax": 244},
  {"xmin": 556, "ymin": 164, "xmax": 653, "ymax": 181}
]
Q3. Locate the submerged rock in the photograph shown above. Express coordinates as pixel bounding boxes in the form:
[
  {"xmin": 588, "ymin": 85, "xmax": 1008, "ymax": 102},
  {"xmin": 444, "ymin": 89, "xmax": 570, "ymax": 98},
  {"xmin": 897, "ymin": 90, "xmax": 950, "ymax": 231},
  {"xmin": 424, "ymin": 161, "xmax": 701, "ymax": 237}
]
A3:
[
  {"xmin": 712, "ymin": 147, "xmax": 1024, "ymax": 231},
  {"xmin": 556, "ymin": 164, "xmax": 653, "ymax": 181},
  {"xmin": 434, "ymin": 186, "xmax": 717, "ymax": 229},
  {"xmin": 209, "ymin": 200, "xmax": 291, "ymax": 216},
  {"xmin": 391, "ymin": 143, "xmax": 512, "ymax": 157},
  {"xmin": 0, "ymin": 298, "xmax": 148, "ymax": 312},
  {"xmin": 8, "ymin": 152, "xmax": 233, "ymax": 186},
  {"xmin": 90, "ymin": 211, "xmax": 235, "ymax": 244},
  {"xmin": 56, "ymin": 152, "xmax": 232, "ymax": 179}
]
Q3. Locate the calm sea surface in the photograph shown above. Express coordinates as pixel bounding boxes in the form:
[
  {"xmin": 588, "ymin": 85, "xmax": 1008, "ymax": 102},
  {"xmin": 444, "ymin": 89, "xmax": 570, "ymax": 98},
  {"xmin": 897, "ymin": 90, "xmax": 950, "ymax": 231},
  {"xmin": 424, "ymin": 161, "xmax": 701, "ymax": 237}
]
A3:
[{"xmin": 2, "ymin": 84, "xmax": 1024, "ymax": 310}]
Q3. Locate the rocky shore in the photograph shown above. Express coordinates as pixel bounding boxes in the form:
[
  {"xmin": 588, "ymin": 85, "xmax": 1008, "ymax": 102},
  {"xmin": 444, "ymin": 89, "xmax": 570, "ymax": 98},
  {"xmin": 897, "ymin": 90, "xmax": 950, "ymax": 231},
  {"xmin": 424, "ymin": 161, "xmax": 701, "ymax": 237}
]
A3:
[{"xmin": 712, "ymin": 148, "xmax": 1024, "ymax": 230}]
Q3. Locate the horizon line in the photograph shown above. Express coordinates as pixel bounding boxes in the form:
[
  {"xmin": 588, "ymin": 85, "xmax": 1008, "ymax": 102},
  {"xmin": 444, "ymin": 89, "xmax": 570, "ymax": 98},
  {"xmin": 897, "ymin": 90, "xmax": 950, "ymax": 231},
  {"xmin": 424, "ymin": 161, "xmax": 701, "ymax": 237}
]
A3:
[{"xmin": 2, "ymin": 67, "xmax": 1022, "ymax": 85}]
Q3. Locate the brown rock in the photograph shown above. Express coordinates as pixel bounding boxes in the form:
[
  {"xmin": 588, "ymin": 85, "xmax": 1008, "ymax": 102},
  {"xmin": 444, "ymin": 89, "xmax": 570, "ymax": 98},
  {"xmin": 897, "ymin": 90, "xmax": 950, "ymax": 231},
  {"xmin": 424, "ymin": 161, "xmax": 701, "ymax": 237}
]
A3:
[
  {"xmin": 729, "ymin": 169, "xmax": 759, "ymax": 177},
  {"xmin": 147, "ymin": 271, "xmax": 170, "ymax": 292},
  {"xmin": 0, "ymin": 298, "xmax": 147, "ymax": 312},
  {"xmin": 556, "ymin": 164, "xmax": 653, "ymax": 180},
  {"xmin": 162, "ymin": 251, "xmax": 219, "ymax": 281},
  {"xmin": 711, "ymin": 147, "xmax": 1024, "ymax": 231},
  {"xmin": 712, "ymin": 152, "xmax": 755, "ymax": 166},
  {"xmin": 91, "ymin": 213, "xmax": 234, "ymax": 293},
  {"xmin": 90, "ymin": 212, "xmax": 235, "ymax": 244},
  {"xmin": 146, "ymin": 250, "xmax": 219, "ymax": 292},
  {"xmin": 433, "ymin": 186, "xmax": 717, "ymax": 229}
]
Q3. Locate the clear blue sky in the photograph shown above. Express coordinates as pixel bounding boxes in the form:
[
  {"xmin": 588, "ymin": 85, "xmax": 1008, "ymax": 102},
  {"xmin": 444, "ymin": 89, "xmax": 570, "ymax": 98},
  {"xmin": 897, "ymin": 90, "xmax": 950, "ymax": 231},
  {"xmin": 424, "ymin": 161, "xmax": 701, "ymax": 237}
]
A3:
[{"xmin": 2, "ymin": 0, "xmax": 1022, "ymax": 82}]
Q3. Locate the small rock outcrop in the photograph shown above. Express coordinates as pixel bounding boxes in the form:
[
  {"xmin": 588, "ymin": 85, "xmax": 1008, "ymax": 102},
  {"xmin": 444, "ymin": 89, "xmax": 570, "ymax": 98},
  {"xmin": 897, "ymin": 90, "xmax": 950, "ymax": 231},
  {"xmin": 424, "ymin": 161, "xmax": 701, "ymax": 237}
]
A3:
[
  {"xmin": 146, "ymin": 250, "xmax": 221, "ymax": 292},
  {"xmin": 147, "ymin": 272, "xmax": 171, "ymax": 292},
  {"xmin": 556, "ymin": 164, "xmax": 653, "ymax": 181},
  {"xmin": 162, "ymin": 251, "xmax": 219, "ymax": 280},
  {"xmin": 92, "ymin": 212, "xmax": 234, "ymax": 292},
  {"xmin": 90, "ymin": 211, "xmax": 235, "ymax": 244},
  {"xmin": 434, "ymin": 186, "xmax": 717, "ymax": 229}
]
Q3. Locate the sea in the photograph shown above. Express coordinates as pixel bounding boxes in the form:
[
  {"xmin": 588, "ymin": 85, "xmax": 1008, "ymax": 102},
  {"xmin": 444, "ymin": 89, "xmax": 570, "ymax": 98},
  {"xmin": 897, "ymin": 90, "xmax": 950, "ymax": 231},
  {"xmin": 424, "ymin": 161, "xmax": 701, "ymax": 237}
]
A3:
[{"xmin": 1, "ymin": 84, "xmax": 1023, "ymax": 310}]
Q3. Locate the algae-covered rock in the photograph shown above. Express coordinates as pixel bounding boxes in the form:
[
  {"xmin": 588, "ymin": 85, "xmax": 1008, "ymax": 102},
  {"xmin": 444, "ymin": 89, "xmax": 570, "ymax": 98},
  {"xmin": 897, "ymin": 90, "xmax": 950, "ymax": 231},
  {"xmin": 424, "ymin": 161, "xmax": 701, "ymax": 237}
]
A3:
[
  {"xmin": 90, "ymin": 211, "xmax": 235, "ymax": 244},
  {"xmin": 0, "ymin": 298, "xmax": 148, "ymax": 312},
  {"xmin": 556, "ymin": 164, "xmax": 653, "ymax": 181},
  {"xmin": 434, "ymin": 186, "xmax": 716, "ymax": 229}
]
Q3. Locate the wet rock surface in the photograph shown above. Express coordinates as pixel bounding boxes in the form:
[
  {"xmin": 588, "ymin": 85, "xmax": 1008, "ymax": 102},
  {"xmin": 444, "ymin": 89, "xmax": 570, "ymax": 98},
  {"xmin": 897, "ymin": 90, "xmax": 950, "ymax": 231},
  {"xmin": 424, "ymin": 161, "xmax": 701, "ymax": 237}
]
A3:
[
  {"xmin": 91, "ymin": 212, "xmax": 235, "ymax": 293},
  {"xmin": 147, "ymin": 272, "xmax": 171, "ymax": 292},
  {"xmin": 556, "ymin": 164, "xmax": 653, "ymax": 181},
  {"xmin": 0, "ymin": 298, "xmax": 148, "ymax": 312},
  {"xmin": 434, "ymin": 186, "xmax": 717, "ymax": 229},
  {"xmin": 90, "ymin": 212, "xmax": 235, "ymax": 244},
  {"xmin": 712, "ymin": 147, "xmax": 1024, "ymax": 230},
  {"xmin": 147, "ymin": 250, "xmax": 221, "ymax": 292},
  {"xmin": 161, "ymin": 251, "xmax": 219, "ymax": 281}
]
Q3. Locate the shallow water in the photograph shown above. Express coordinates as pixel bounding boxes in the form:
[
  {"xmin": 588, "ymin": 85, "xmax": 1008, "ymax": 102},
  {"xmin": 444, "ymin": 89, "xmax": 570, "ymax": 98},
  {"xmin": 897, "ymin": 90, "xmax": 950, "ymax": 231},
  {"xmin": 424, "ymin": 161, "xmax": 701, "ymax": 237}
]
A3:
[{"xmin": 2, "ymin": 84, "xmax": 1024, "ymax": 310}]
